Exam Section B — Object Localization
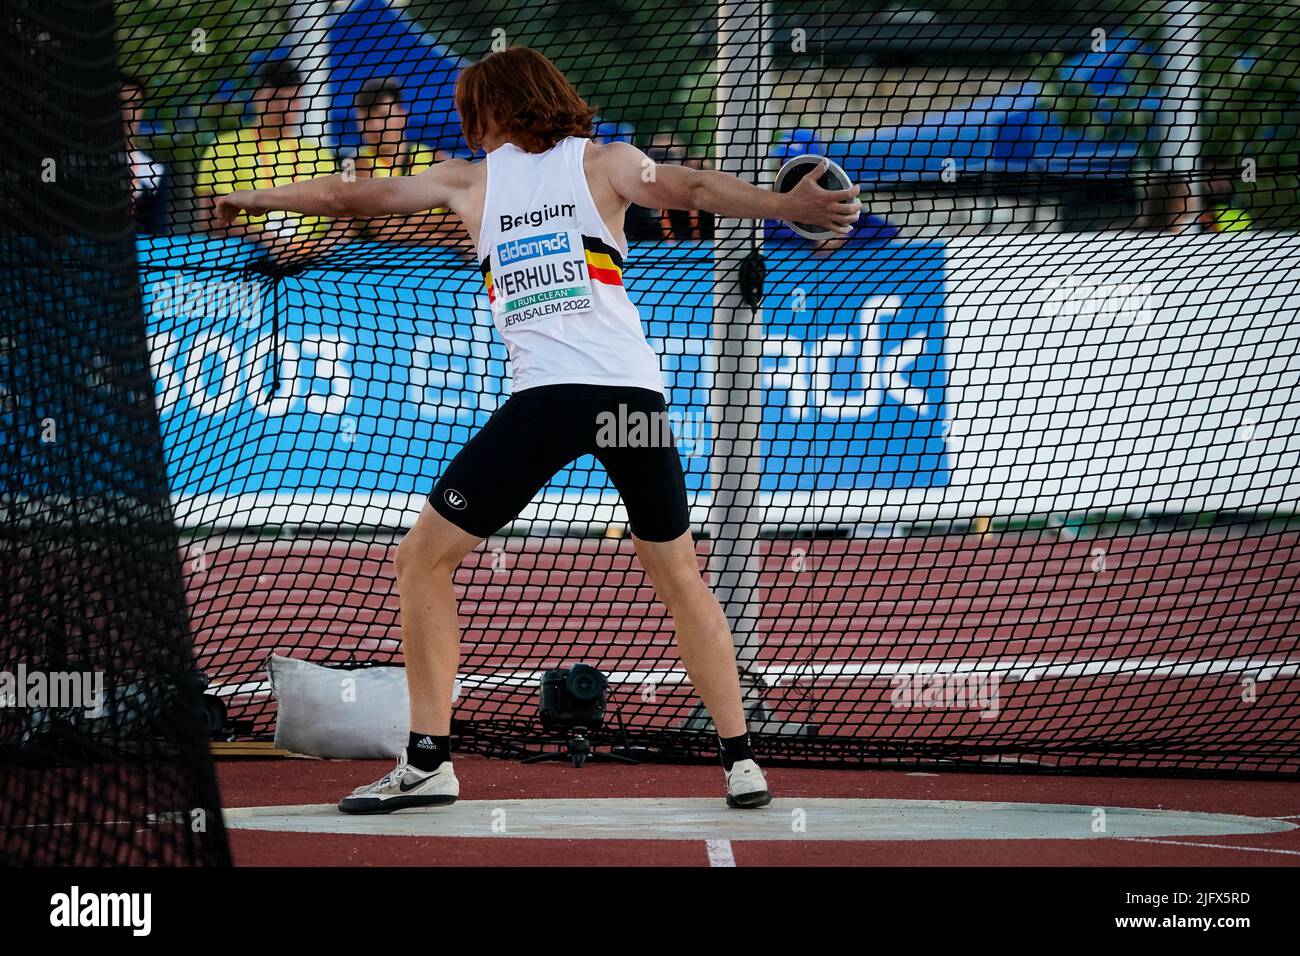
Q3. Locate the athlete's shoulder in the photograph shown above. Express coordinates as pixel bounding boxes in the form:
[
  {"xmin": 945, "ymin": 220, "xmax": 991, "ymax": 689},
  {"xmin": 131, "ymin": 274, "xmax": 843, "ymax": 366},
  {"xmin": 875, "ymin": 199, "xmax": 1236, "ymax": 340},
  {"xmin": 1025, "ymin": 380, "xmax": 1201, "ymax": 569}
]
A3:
[
  {"xmin": 585, "ymin": 140, "xmax": 649, "ymax": 189},
  {"xmin": 587, "ymin": 139, "xmax": 644, "ymax": 165},
  {"xmin": 416, "ymin": 156, "xmax": 481, "ymax": 185}
]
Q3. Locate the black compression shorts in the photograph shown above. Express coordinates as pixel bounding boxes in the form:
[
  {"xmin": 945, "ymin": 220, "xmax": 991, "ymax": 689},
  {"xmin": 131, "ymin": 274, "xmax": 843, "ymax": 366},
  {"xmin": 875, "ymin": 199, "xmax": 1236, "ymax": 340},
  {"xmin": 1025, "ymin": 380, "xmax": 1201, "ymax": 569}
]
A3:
[{"xmin": 429, "ymin": 384, "xmax": 690, "ymax": 542}]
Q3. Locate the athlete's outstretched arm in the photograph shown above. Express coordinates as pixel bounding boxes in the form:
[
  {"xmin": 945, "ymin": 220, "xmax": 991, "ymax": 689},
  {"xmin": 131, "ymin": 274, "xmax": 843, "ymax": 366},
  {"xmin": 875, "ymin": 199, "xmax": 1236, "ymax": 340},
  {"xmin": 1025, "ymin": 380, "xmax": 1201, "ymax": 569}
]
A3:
[
  {"xmin": 602, "ymin": 141, "xmax": 861, "ymax": 235},
  {"xmin": 212, "ymin": 160, "xmax": 474, "ymax": 227}
]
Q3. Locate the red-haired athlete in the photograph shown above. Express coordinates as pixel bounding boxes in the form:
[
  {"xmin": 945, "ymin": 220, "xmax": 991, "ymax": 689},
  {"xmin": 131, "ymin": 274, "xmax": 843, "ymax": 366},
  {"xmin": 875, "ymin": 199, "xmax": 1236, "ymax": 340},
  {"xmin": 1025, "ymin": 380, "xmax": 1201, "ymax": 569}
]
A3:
[{"xmin": 216, "ymin": 46, "xmax": 861, "ymax": 813}]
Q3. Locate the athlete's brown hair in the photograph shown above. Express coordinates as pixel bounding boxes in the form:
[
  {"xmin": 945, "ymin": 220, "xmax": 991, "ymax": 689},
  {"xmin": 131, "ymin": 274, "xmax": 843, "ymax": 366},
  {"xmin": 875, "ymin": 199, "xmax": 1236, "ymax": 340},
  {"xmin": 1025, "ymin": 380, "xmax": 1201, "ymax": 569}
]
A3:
[{"xmin": 454, "ymin": 46, "xmax": 596, "ymax": 154}]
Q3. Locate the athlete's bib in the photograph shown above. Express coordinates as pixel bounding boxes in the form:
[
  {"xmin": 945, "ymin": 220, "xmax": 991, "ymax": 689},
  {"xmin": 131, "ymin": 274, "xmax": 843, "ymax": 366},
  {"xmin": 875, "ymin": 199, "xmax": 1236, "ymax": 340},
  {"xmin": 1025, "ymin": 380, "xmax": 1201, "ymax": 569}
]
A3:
[
  {"xmin": 475, "ymin": 137, "xmax": 664, "ymax": 394},
  {"xmin": 490, "ymin": 227, "xmax": 593, "ymax": 328}
]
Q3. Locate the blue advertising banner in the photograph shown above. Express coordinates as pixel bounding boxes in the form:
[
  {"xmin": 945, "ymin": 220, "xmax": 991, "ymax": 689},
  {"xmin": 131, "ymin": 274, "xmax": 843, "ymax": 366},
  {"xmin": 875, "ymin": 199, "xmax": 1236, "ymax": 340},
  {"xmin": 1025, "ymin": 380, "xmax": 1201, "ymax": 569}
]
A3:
[
  {"xmin": 139, "ymin": 236, "xmax": 948, "ymax": 512},
  {"xmin": 759, "ymin": 242, "xmax": 948, "ymax": 491}
]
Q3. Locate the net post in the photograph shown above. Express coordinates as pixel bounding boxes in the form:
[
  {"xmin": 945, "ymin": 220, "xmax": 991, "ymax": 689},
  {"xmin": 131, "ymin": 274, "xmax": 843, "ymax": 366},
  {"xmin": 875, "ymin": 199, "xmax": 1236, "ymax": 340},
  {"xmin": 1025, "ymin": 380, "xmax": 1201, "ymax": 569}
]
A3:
[
  {"xmin": 289, "ymin": 0, "xmax": 335, "ymax": 145},
  {"xmin": 698, "ymin": 2, "xmax": 806, "ymax": 736},
  {"xmin": 1156, "ymin": 1, "xmax": 1204, "ymax": 213},
  {"xmin": 1, "ymin": 0, "xmax": 231, "ymax": 865}
]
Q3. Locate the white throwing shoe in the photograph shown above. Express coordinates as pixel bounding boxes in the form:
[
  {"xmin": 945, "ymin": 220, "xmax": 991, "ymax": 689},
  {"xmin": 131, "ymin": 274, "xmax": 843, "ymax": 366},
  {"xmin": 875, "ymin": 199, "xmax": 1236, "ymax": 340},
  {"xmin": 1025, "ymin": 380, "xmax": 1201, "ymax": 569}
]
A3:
[
  {"xmin": 724, "ymin": 758, "xmax": 772, "ymax": 808},
  {"xmin": 338, "ymin": 749, "xmax": 459, "ymax": 814}
]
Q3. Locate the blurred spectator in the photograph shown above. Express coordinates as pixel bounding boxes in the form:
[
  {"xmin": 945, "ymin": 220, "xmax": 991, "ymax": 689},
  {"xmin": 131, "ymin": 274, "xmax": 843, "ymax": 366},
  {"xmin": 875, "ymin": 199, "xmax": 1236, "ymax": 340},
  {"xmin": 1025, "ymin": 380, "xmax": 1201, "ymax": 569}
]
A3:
[
  {"xmin": 120, "ymin": 75, "xmax": 169, "ymax": 235},
  {"xmin": 1138, "ymin": 176, "xmax": 1201, "ymax": 233},
  {"xmin": 354, "ymin": 78, "xmax": 442, "ymax": 177},
  {"xmin": 1199, "ymin": 164, "xmax": 1252, "ymax": 233},
  {"xmin": 194, "ymin": 59, "xmax": 336, "ymax": 243},
  {"xmin": 351, "ymin": 77, "xmax": 468, "ymax": 250}
]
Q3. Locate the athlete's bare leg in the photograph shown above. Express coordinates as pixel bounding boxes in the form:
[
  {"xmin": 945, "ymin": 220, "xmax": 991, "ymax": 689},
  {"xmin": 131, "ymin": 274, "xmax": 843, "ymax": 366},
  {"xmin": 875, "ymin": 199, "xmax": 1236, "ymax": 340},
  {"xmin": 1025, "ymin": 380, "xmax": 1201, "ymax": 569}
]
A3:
[
  {"xmin": 393, "ymin": 503, "xmax": 484, "ymax": 736},
  {"xmin": 632, "ymin": 530, "xmax": 747, "ymax": 738}
]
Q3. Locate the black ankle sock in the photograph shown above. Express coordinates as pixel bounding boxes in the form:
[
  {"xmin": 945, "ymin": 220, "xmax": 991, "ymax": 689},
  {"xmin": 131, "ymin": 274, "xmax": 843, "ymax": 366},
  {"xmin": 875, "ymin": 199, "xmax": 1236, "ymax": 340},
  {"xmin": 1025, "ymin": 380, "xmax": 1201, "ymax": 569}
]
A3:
[
  {"xmin": 718, "ymin": 732, "xmax": 755, "ymax": 772},
  {"xmin": 407, "ymin": 732, "xmax": 451, "ymax": 771}
]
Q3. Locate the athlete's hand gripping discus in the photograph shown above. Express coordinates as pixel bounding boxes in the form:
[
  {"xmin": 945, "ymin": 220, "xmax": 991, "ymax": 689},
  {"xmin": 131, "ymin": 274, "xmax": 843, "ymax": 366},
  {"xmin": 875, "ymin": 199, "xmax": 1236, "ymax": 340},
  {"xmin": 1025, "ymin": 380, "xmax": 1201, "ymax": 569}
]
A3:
[{"xmin": 773, "ymin": 154, "xmax": 861, "ymax": 240}]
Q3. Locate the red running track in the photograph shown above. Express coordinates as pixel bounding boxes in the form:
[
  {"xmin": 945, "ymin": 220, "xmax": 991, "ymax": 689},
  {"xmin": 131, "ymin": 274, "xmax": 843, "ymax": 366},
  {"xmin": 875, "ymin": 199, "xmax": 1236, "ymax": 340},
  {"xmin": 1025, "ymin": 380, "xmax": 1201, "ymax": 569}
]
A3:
[{"xmin": 186, "ymin": 527, "xmax": 1300, "ymax": 773}]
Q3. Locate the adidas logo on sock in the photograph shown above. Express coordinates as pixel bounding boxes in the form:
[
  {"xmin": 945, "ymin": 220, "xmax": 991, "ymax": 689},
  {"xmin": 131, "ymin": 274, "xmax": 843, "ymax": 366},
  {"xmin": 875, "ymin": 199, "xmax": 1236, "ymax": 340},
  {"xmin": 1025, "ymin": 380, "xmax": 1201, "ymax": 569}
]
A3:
[{"xmin": 415, "ymin": 736, "xmax": 436, "ymax": 750}]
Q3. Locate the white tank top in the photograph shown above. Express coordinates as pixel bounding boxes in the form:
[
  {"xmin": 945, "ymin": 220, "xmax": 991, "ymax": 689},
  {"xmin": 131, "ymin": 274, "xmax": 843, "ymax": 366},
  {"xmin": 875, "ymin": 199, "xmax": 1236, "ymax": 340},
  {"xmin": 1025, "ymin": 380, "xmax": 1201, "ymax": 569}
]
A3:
[{"xmin": 477, "ymin": 136, "xmax": 664, "ymax": 394}]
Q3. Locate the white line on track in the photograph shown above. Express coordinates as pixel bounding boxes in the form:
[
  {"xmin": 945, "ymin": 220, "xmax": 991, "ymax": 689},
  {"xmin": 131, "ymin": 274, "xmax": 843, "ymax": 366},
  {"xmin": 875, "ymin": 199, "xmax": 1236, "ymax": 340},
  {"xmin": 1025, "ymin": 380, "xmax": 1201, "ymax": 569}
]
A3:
[
  {"xmin": 1118, "ymin": 838, "xmax": 1300, "ymax": 857},
  {"xmin": 705, "ymin": 839, "xmax": 736, "ymax": 867},
  {"xmin": 210, "ymin": 655, "xmax": 1300, "ymax": 701}
]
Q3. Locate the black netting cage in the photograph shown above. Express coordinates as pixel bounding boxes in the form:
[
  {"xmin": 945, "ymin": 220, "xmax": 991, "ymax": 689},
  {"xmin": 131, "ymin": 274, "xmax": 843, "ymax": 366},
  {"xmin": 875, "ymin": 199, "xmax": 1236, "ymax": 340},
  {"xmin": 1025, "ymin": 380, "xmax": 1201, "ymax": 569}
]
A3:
[{"xmin": 6, "ymin": 0, "xmax": 1300, "ymax": 867}]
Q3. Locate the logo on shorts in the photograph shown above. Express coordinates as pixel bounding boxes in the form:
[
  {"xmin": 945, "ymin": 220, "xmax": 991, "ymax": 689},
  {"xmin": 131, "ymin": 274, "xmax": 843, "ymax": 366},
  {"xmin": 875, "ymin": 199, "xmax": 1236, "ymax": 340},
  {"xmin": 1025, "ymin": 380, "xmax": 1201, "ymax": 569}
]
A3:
[{"xmin": 443, "ymin": 489, "xmax": 468, "ymax": 511}]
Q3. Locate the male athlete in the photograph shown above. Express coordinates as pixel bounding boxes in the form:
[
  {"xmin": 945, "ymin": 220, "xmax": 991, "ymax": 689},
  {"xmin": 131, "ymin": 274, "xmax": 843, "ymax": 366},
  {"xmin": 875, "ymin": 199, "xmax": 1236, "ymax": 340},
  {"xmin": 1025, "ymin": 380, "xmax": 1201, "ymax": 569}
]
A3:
[{"xmin": 215, "ymin": 46, "xmax": 861, "ymax": 812}]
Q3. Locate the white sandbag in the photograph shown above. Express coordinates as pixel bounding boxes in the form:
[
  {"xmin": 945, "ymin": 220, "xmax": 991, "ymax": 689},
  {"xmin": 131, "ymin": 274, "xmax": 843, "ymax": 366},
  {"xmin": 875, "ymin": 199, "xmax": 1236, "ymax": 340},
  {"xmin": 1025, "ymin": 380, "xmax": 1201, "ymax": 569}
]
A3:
[{"xmin": 268, "ymin": 654, "xmax": 457, "ymax": 759}]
